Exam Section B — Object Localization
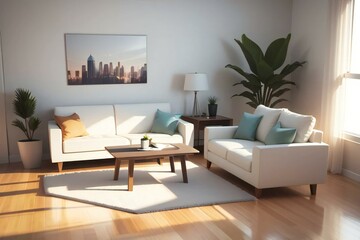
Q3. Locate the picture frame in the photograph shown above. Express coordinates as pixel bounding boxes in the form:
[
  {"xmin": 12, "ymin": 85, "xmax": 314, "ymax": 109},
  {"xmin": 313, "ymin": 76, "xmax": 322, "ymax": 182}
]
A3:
[{"xmin": 65, "ymin": 34, "xmax": 147, "ymax": 85}]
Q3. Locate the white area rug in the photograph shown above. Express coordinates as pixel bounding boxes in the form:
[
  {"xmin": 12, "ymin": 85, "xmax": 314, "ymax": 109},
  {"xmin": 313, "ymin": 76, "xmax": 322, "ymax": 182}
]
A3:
[{"xmin": 43, "ymin": 161, "xmax": 255, "ymax": 213}]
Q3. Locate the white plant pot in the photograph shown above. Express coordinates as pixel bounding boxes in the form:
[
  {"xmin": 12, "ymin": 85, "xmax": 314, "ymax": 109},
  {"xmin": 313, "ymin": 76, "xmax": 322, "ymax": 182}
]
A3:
[
  {"xmin": 17, "ymin": 140, "xmax": 43, "ymax": 169},
  {"xmin": 141, "ymin": 139, "xmax": 150, "ymax": 149}
]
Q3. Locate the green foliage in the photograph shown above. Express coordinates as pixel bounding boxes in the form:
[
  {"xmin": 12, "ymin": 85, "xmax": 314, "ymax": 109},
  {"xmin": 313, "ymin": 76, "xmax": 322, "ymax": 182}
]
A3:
[
  {"xmin": 208, "ymin": 96, "xmax": 217, "ymax": 105},
  {"xmin": 226, "ymin": 34, "xmax": 306, "ymax": 108},
  {"xmin": 141, "ymin": 134, "xmax": 152, "ymax": 141},
  {"xmin": 12, "ymin": 88, "xmax": 41, "ymax": 141}
]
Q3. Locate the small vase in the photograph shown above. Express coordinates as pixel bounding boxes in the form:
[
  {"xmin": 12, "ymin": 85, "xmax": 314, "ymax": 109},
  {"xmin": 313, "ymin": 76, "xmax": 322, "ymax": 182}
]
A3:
[
  {"xmin": 141, "ymin": 139, "xmax": 150, "ymax": 149},
  {"xmin": 208, "ymin": 104, "xmax": 218, "ymax": 117}
]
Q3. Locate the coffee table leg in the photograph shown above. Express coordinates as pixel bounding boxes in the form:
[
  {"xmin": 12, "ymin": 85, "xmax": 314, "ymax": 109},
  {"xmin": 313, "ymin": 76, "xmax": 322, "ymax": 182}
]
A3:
[
  {"xmin": 169, "ymin": 156, "xmax": 175, "ymax": 173},
  {"xmin": 128, "ymin": 159, "xmax": 134, "ymax": 191},
  {"xmin": 114, "ymin": 159, "xmax": 121, "ymax": 180},
  {"xmin": 180, "ymin": 155, "xmax": 188, "ymax": 183}
]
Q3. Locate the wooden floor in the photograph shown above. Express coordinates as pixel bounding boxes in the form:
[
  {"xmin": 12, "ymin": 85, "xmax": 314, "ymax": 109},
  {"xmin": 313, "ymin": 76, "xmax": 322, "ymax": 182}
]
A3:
[{"xmin": 1, "ymin": 155, "xmax": 360, "ymax": 240}]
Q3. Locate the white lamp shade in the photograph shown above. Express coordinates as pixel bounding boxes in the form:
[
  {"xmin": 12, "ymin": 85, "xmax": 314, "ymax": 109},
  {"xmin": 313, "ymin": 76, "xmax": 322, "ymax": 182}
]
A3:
[{"xmin": 184, "ymin": 73, "xmax": 209, "ymax": 91}]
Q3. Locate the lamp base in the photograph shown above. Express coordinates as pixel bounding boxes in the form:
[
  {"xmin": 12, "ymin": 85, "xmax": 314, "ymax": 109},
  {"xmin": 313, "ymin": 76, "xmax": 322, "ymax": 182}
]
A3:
[{"xmin": 192, "ymin": 91, "xmax": 201, "ymax": 117}]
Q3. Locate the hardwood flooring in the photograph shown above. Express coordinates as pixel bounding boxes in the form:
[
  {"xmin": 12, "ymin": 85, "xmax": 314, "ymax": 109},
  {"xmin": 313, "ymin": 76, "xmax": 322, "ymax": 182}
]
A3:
[{"xmin": 0, "ymin": 155, "xmax": 360, "ymax": 239}]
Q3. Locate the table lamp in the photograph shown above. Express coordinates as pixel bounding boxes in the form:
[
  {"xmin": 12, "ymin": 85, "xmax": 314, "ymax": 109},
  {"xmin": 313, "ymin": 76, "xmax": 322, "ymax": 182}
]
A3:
[{"xmin": 184, "ymin": 73, "xmax": 208, "ymax": 117}]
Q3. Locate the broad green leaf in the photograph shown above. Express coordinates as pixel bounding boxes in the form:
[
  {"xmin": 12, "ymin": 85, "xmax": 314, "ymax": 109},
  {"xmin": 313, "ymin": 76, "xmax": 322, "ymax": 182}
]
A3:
[
  {"xmin": 280, "ymin": 61, "xmax": 306, "ymax": 77},
  {"xmin": 270, "ymin": 99, "xmax": 287, "ymax": 108},
  {"xmin": 265, "ymin": 34, "xmax": 291, "ymax": 71},
  {"xmin": 235, "ymin": 38, "xmax": 259, "ymax": 74},
  {"xmin": 271, "ymin": 88, "xmax": 291, "ymax": 98},
  {"xmin": 240, "ymin": 80, "xmax": 262, "ymax": 93},
  {"xmin": 257, "ymin": 60, "xmax": 274, "ymax": 84},
  {"xmin": 225, "ymin": 64, "xmax": 259, "ymax": 82},
  {"xmin": 246, "ymin": 101, "xmax": 259, "ymax": 108},
  {"xmin": 241, "ymin": 34, "xmax": 264, "ymax": 62},
  {"xmin": 268, "ymin": 79, "xmax": 296, "ymax": 89}
]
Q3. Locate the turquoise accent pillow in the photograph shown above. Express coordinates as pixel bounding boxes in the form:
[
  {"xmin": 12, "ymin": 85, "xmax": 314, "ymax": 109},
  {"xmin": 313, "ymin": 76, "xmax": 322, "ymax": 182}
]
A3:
[
  {"xmin": 264, "ymin": 122, "xmax": 297, "ymax": 145},
  {"xmin": 150, "ymin": 109, "xmax": 180, "ymax": 135},
  {"xmin": 233, "ymin": 112, "xmax": 263, "ymax": 141}
]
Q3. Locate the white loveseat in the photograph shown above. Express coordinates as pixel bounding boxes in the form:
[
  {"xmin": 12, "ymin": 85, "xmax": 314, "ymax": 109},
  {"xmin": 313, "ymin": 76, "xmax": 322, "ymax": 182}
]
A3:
[
  {"xmin": 48, "ymin": 103, "xmax": 194, "ymax": 171},
  {"xmin": 204, "ymin": 105, "xmax": 329, "ymax": 197}
]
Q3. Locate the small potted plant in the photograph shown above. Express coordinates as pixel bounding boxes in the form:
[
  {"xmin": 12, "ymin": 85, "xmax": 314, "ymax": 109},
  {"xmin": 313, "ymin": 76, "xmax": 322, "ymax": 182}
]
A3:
[
  {"xmin": 140, "ymin": 134, "xmax": 152, "ymax": 149},
  {"xmin": 12, "ymin": 88, "xmax": 42, "ymax": 169},
  {"xmin": 208, "ymin": 96, "xmax": 218, "ymax": 117}
]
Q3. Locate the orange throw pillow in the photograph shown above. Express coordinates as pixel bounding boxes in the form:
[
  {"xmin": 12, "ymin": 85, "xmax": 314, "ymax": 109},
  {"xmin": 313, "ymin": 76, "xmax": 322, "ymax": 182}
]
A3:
[{"xmin": 54, "ymin": 113, "xmax": 88, "ymax": 140}]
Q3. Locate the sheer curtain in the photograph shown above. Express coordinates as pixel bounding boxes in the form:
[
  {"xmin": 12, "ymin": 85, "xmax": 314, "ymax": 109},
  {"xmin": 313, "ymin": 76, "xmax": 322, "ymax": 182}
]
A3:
[{"xmin": 321, "ymin": 0, "xmax": 353, "ymax": 173}]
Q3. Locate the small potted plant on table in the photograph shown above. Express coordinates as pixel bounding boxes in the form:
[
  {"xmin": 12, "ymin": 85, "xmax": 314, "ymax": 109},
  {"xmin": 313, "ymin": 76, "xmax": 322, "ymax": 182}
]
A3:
[
  {"xmin": 208, "ymin": 96, "xmax": 218, "ymax": 117},
  {"xmin": 141, "ymin": 134, "xmax": 152, "ymax": 149}
]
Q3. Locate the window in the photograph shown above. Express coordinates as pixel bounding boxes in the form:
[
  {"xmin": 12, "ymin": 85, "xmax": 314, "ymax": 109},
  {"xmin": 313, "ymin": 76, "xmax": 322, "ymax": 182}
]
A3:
[{"xmin": 344, "ymin": 0, "xmax": 360, "ymax": 138}]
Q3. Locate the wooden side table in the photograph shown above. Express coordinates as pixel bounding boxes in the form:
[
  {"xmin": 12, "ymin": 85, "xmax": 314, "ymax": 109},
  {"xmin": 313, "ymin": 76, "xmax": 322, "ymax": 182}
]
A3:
[{"xmin": 181, "ymin": 115, "xmax": 233, "ymax": 151}]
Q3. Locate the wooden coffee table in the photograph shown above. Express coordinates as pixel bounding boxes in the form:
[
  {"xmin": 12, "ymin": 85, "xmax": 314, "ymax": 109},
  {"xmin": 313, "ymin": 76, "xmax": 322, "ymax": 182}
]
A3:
[{"xmin": 105, "ymin": 143, "xmax": 199, "ymax": 191}]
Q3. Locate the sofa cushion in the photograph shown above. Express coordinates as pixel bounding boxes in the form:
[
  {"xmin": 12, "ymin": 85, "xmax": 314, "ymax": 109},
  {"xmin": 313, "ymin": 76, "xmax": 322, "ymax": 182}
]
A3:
[
  {"xmin": 278, "ymin": 109, "xmax": 316, "ymax": 143},
  {"xmin": 54, "ymin": 105, "xmax": 115, "ymax": 136},
  {"xmin": 264, "ymin": 122, "xmax": 297, "ymax": 145},
  {"xmin": 233, "ymin": 112, "xmax": 263, "ymax": 141},
  {"xmin": 54, "ymin": 113, "xmax": 88, "ymax": 140},
  {"xmin": 208, "ymin": 139, "xmax": 264, "ymax": 159},
  {"xmin": 63, "ymin": 135, "xmax": 130, "ymax": 153},
  {"xmin": 227, "ymin": 148, "xmax": 253, "ymax": 172},
  {"xmin": 150, "ymin": 109, "xmax": 180, "ymax": 135},
  {"xmin": 254, "ymin": 105, "xmax": 283, "ymax": 142},
  {"xmin": 122, "ymin": 133, "xmax": 183, "ymax": 145},
  {"xmin": 114, "ymin": 103, "xmax": 171, "ymax": 135}
]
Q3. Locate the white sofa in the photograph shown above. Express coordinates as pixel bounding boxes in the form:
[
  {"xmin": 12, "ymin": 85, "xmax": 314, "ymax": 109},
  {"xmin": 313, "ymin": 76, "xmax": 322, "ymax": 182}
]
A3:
[
  {"xmin": 204, "ymin": 105, "xmax": 329, "ymax": 197},
  {"xmin": 48, "ymin": 103, "xmax": 194, "ymax": 171}
]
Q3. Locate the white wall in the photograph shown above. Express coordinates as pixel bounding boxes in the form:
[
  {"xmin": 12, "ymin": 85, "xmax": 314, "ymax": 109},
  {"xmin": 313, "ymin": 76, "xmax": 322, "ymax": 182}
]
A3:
[
  {"xmin": 290, "ymin": 0, "xmax": 330, "ymax": 123},
  {"xmin": 0, "ymin": 0, "xmax": 292, "ymax": 163}
]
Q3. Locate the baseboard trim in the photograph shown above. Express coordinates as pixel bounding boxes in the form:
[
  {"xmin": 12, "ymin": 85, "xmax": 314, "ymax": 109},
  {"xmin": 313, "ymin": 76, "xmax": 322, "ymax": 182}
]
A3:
[{"xmin": 342, "ymin": 168, "xmax": 360, "ymax": 183}]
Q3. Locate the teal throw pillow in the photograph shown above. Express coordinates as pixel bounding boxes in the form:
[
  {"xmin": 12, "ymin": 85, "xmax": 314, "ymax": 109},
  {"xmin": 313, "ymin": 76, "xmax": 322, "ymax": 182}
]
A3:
[
  {"xmin": 150, "ymin": 109, "xmax": 180, "ymax": 135},
  {"xmin": 264, "ymin": 122, "xmax": 297, "ymax": 145},
  {"xmin": 233, "ymin": 112, "xmax": 263, "ymax": 141}
]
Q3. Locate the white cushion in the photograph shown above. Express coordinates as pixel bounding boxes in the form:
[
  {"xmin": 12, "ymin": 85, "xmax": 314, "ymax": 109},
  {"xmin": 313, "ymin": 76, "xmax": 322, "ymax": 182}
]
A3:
[
  {"xmin": 114, "ymin": 103, "xmax": 171, "ymax": 134},
  {"xmin": 54, "ymin": 105, "xmax": 115, "ymax": 136},
  {"xmin": 227, "ymin": 148, "xmax": 253, "ymax": 172},
  {"xmin": 122, "ymin": 133, "xmax": 183, "ymax": 145},
  {"xmin": 278, "ymin": 109, "xmax": 316, "ymax": 143},
  {"xmin": 254, "ymin": 105, "xmax": 283, "ymax": 142},
  {"xmin": 63, "ymin": 135, "xmax": 130, "ymax": 153},
  {"xmin": 208, "ymin": 139, "xmax": 264, "ymax": 159}
]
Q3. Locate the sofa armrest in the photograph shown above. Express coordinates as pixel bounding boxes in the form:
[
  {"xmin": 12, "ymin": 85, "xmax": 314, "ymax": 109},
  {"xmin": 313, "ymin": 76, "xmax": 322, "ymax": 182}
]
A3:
[
  {"xmin": 178, "ymin": 119, "xmax": 194, "ymax": 146},
  {"xmin": 309, "ymin": 129, "xmax": 323, "ymax": 143},
  {"xmin": 204, "ymin": 126, "xmax": 238, "ymax": 159},
  {"xmin": 48, "ymin": 120, "xmax": 63, "ymax": 163},
  {"xmin": 252, "ymin": 142, "xmax": 329, "ymax": 188}
]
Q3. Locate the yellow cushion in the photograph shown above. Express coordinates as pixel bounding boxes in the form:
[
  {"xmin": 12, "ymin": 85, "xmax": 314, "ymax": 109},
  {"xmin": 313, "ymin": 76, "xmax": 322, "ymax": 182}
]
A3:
[{"xmin": 54, "ymin": 113, "xmax": 88, "ymax": 140}]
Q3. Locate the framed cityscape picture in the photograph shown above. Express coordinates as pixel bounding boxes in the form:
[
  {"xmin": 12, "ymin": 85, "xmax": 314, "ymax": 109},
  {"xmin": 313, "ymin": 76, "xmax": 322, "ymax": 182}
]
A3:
[{"xmin": 65, "ymin": 34, "xmax": 147, "ymax": 85}]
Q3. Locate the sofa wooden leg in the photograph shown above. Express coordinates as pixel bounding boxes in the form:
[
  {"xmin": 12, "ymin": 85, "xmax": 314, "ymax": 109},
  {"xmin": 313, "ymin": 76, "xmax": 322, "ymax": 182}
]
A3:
[
  {"xmin": 255, "ymin": 188, "xmax": 262, "ymax": 198},
  {"xmin": 206, "ymin": 160, "xmax": 212, "ymax": 169},
  {"xmin": 310, "ymin": 184, "xmax": 317, "ymax": 195},
  {"xmin": 57, "ymin": 162, "xmax": 63, "ymax": 172},
  {"xmin": 157, "ymin": 158, "xmax": 163, "ymax": 165}
]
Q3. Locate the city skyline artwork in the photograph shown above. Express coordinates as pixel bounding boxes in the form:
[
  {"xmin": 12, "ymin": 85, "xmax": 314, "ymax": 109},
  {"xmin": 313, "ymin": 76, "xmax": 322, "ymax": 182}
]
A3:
[{"xmin": 65, "ymin": 34, "xmax": 147, "ymax": 85}]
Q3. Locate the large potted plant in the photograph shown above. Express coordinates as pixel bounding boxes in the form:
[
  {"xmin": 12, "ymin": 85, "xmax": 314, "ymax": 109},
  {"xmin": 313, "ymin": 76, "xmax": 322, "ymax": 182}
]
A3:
[
  {"xmin": 12, "ymin": 88, "xmax": 42, "ymax": 169},
  {"xmin": 226, "ymin": 34, "xmax": 305, "ymax": 108}
]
